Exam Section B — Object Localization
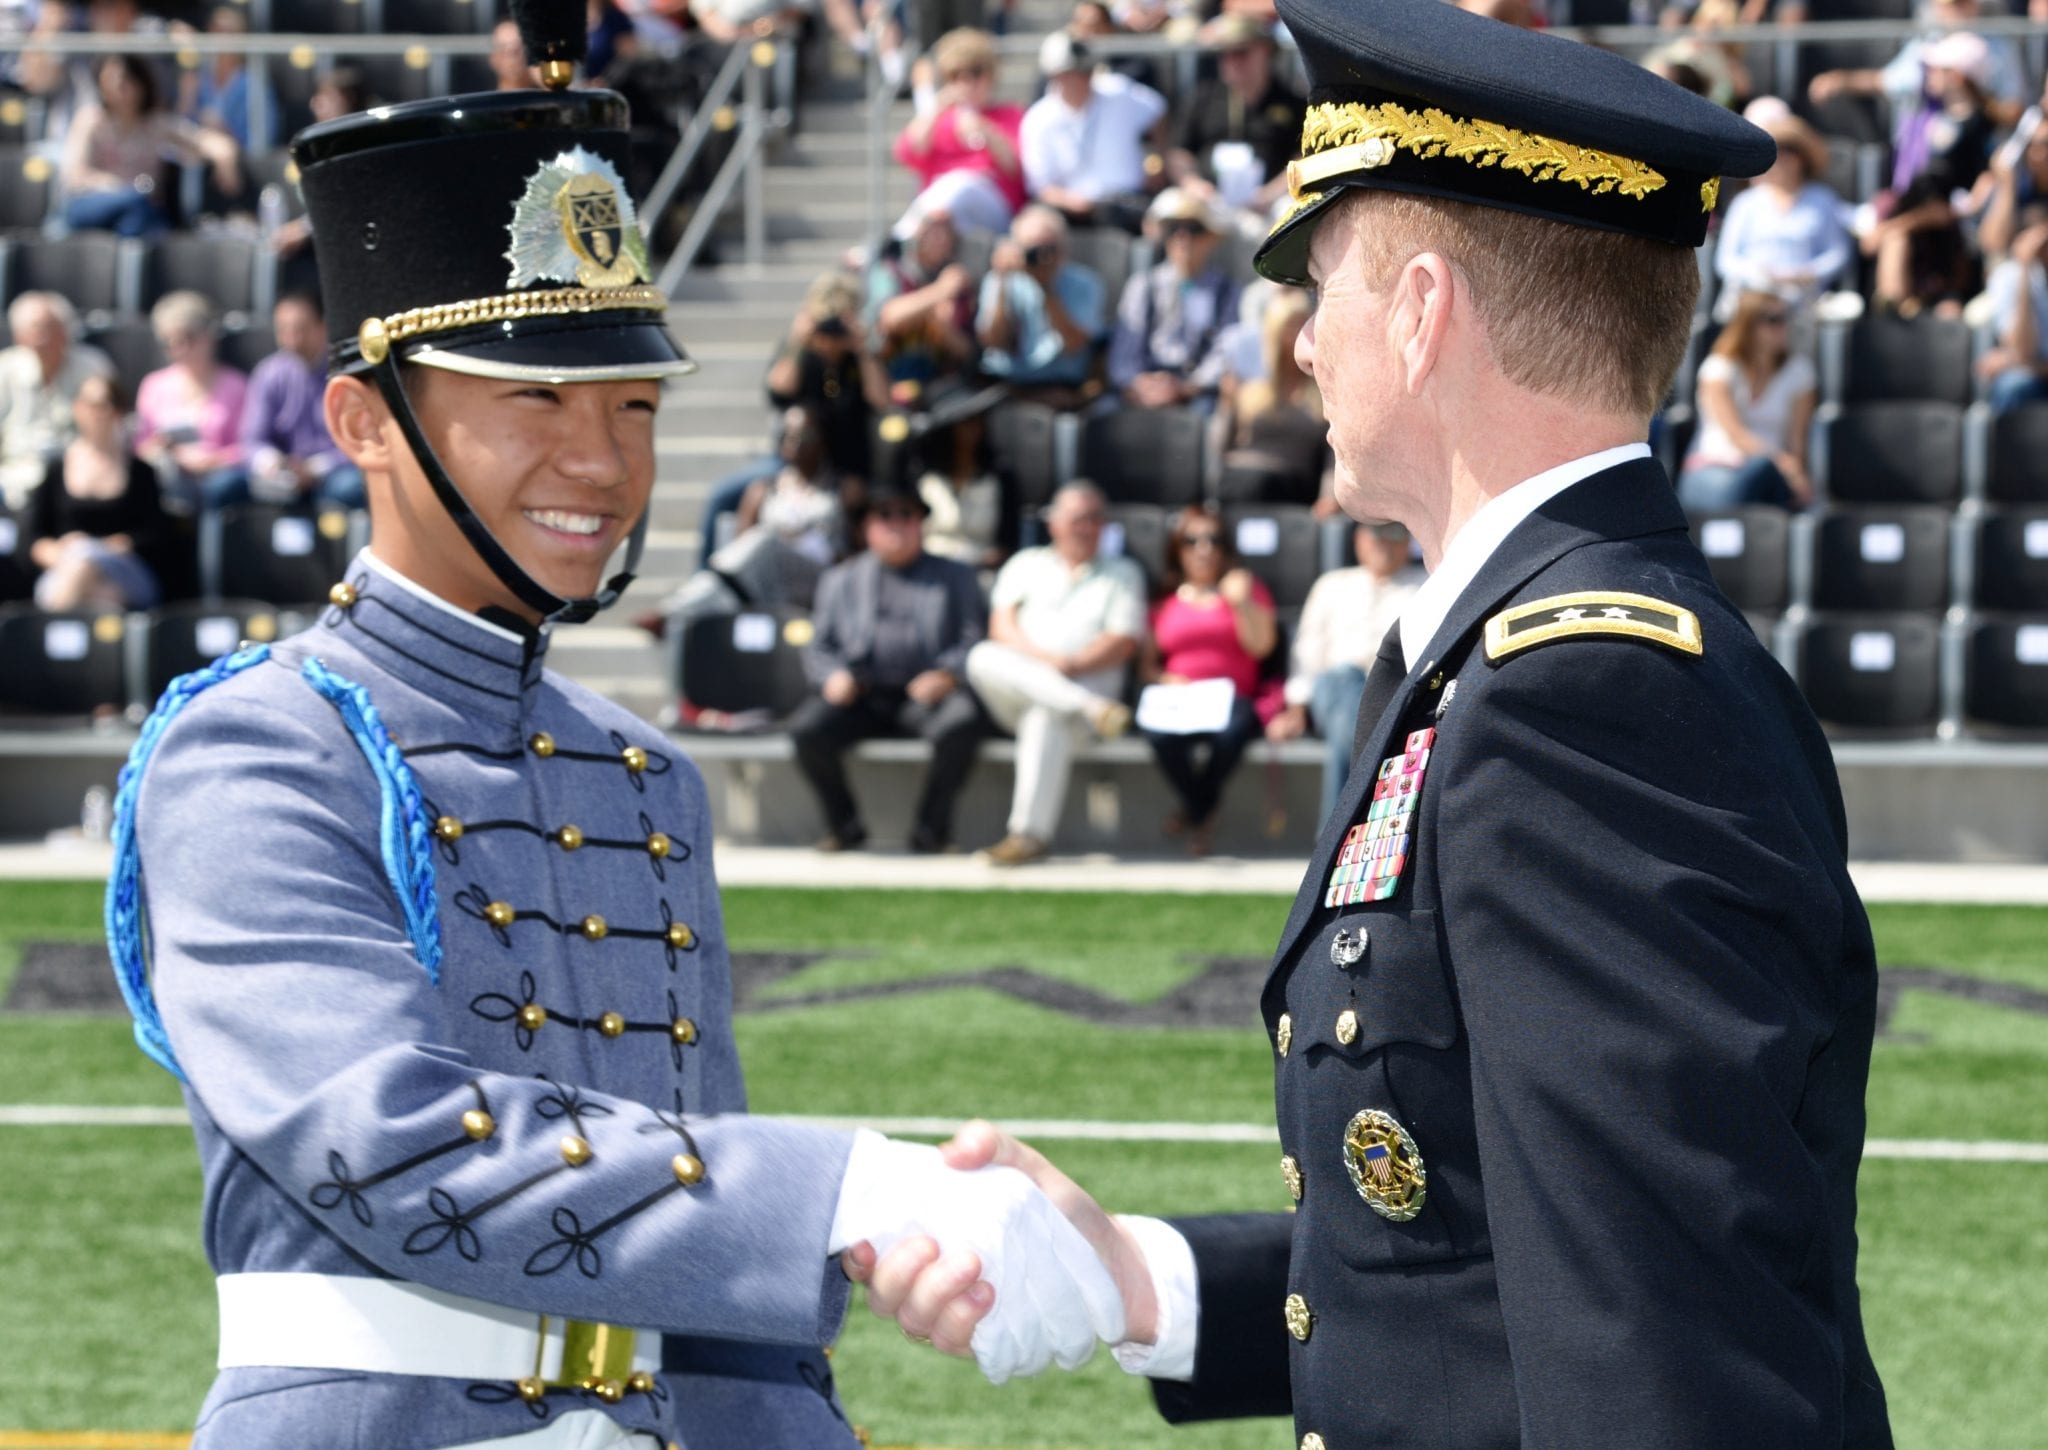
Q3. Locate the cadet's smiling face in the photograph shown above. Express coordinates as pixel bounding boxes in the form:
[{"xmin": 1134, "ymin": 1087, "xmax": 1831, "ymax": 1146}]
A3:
[{"xmin": 335, "ymin": 366, "xmax": 662, "ymax": 621}]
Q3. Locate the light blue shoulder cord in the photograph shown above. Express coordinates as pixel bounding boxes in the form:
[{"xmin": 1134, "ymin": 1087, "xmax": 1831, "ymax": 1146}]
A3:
[
  {"xmin": 106, "ymin": 649, "xmax": 444, "ymax": 1080},
  {"xmin": 105, "ymin": 645, "xmax": 272, "ymax": 1079}
]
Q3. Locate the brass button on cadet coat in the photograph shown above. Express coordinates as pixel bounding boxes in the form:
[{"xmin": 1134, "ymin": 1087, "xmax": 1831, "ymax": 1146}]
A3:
[
  {"xmin": 484, "ymin": 900, "xmax": 516, "ymax": 928},
  {"xmin": 646, "ymin": 831, "xmax": 672, "ymax": 859},
  {"xmin": 626, "ymin": 1371, "xmax": 657, "ymax": 1395},
  {"xmin": 328, "ymin": 581, "xmax": 358, "ymax": 608},
  {"xmin": 560, "ymin": 1135, "xmax": 593, "ymax": 1167},
  {"xmin": 671, "ymin": 1017, "xmax": 697, "ymax": 1045},
  {"xmin": 622, "ymin": 744, "xmax": 649, "ymax": 773},
  {"xmin": 580, "ymin": 914, "xmax": 608, "ymax": 941},
  {"xmin": 671, "ymin": 1153, "xmax": 705, "ymax": 1185},
  {"xmin": 517, "ymin": 1004, "xmax": 547, "ymax": 1031},
  {"xmin": 666, "ymin": 921, "xmax": 694, "ymax": 949},
  {"xmin": 461, "ymin": 1109, "xmax": 495, "ymax": 1140},
  {"xmin": 1284, "ymin": 1293, "xmax": 1314, "ymax": 1342},
  {"xmin": 433, "ymin": 815, "xmax": 463, "ymax": 842},
  {"xmin": 598, "ymin": 1012, "xmax": 626, "ymax": 1039},
  {"xmin": 555, "ymin": 824, "xmax": 584, "ymax": 851},
  {"xmin": 1335, "ymin": 1009, "xmax": 1359, "ymax": 1045},
  {"xmin": 528, "ymin": 731, "xmax": 556, "ymax": 758}
]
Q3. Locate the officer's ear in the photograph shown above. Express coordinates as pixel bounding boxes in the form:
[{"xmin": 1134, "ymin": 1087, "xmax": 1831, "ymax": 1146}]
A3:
[
  {"xmin": 325, "ymin": 374, "xmax": 396, "ymax": 473},
  {"xmin": 1392, "ymin": 250, "xmax": 1458, "ymax": 399}
]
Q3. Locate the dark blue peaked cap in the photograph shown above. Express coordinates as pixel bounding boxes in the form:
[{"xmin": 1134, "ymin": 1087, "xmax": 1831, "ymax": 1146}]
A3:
[{"xmin": 1254, "ymin": 0, "xmax": 1779, "ymax": 285}]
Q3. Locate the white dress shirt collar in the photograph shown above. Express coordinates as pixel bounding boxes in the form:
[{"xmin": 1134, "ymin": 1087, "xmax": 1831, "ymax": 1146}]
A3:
[
  {"xmin": 1397, "ymin": 442, "xmax": 1651, "ymax": 670},
  {"xmin": 359, "ymin": 549, "xmax": 537, "ymax": 647}
]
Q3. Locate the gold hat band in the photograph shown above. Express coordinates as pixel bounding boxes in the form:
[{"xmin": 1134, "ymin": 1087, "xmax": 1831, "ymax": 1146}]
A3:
[
  {"xmin": 1293, "ymin": 99, "xmax": 1674, "ymax": 205},
  {"xmin": 357, "ymin": 285, "xmax": 669, "ymax": 364}
]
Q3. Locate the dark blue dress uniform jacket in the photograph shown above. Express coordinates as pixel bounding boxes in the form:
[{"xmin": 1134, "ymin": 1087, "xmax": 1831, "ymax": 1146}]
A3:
[{"xmin": 1152, "ymin": 460, "xmax": 1894, "ymax": 1448}]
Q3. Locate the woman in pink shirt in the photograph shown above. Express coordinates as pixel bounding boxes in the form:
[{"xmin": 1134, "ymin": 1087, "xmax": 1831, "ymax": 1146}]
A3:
[
  {"xmin": 893, "ymin": 28, "xmax": 1026, "ymax": 238},
  {"xmin": 1140, "ymin": 502, "xmax": 1279, "ymax": 855},
  {"xmin": 134, "ymin": 291, "xmax": 248, "ymax": 509}
]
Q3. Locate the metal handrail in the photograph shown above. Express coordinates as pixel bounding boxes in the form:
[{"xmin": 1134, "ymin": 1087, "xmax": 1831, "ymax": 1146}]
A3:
[
  {"xmin": 656, "ymin": 39, "xmax": 773, "ymax": 292},
  {"xmin": 638, "ymin": 37, "xmax": 753, "ymax": 257}
]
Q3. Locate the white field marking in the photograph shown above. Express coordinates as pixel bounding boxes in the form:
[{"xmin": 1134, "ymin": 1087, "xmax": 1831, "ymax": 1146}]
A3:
[{"xmin": 3, "ymin": 1106, "xmax": 2048, "ymax": 1162}]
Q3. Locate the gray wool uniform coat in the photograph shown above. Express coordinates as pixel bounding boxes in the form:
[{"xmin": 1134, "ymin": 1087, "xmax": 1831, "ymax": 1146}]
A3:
[{"xmin": 129, "ymin": 552, "xmax": 863, "ymax": 1449}]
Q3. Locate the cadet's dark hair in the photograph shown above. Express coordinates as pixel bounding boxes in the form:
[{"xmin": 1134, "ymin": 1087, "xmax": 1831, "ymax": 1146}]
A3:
[{"xmin": 1349, "ymin": 191, "xmax": 1699, "ymax": 420}]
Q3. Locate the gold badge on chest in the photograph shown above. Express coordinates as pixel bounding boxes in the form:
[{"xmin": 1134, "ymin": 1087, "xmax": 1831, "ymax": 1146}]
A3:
[{"xmin": 1342, "ymin": 1109, "xmax": 1427, "ymax": 1221}]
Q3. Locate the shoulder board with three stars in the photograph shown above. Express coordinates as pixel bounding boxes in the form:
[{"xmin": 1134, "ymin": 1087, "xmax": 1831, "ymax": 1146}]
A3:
[{"xmin": 1484, "ymin": 591, "xmax": 1702, "ymax": 662}]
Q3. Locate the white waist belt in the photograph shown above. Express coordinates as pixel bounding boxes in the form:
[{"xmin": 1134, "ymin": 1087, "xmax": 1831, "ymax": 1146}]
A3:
[{"xmin": 216, "ymin": 1273, "xmax": 662, "ymax": 1383}]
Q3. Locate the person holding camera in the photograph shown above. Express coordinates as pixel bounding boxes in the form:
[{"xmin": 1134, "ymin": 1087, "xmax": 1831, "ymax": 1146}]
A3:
[{"xmin": 978, "ymin": 205, "xmax": 1105, "ymax": 407}]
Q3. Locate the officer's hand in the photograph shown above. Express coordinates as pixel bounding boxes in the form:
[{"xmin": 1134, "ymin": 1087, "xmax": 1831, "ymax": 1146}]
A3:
[{"xmin": 941, "ymin": 1119, "xmax": 1160, "ymax": 1347}]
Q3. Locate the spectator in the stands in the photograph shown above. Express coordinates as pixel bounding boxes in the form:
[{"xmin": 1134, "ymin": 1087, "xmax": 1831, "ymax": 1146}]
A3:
[
  {"xmin": 1862, "ymin": 31, "xmax": 1999, "ymax": 317},
  {"xmin": 1975, "ymin": 210, "xmax": 2048, "ymax": 412},
  {"xmin": 1068, "ymin": 0, "xmax": 1162, "ymax": 92},
  {"xmin": 228, "ymin": 292, "xmax": 364, "ymax": 510},
  {"xmin": 1108, "ymin": 187, "xmax": 1241, "ymax": 410},
  {"xmin": 13, "ymin": 0, "xmax": 171, "ymax": 152},
  {"xmin": 61, "ymin": 53, "xmax": 241, "ymax": 238},
  {"xmin": 0, "ymin": 292, "xmax": 114, "ymax": 509},
  {"xmin": 181, "ymin": 4, "xmax": 278, "ymax": 155},
  {"xmin": 863, "ymin": 206, "xmax": 977, "ymax": 398},
  {"xmin": 894, "ymin": 28, "xmax": 1026, "ymax": 238},
  {"xmin": 585, "ymin": 0, "xmax": 640, "ymax": 84},
  {"xmin": 967, "ymin": 481, "xmax": 1142, "ymax": 866},
  {"xmin": 134, "ymin": 290, "xmax": 247, "ymax": 511},
  {"xmin": 1807, "ymin": 0, "xmax": 2027, "ymax": 145},
  {"xmin": 268, "ymin": 66, "xmax": 373, "ymax": 263},
  {"xmin": 26, "ymin": 373, "xmax": 170, "ymax": 611},
  {"xmin": 1975, "ymin": 98, "xmax": 2048, "ymax": 262},
  {"xmin": 1219, "ymin": 285, "xmax": 1326, "ymax": 504},
  {"xmin": 1020, "ymin": 30, "xmax": 1165, "ymax": 235},
  {"xmin": 1713, "ymin": 106, "xmax": 1851, "ymax": 321},
  {"xmin": 1140, "ymin": 502, "xmax": 1277, "ymax": 857},
  {"xmin": 977, "ymin": 203, "xmax": 1104, "ymax": 405},
  {"xmin": 1679, "ymin": 289, "xmax": 1817, "ymax": 511},
  {"xmin": 791, "ymin": 479, "xmax": 988, "ymax": 854},
  {"xmin": 489, "ymin": 19, "xmax": 537, "ymax": 89},
  {"xmin": 698, "ymin": 272, "xmax": 889, "ymax": 568},
  {"xmin": 1164, "ymin": 15, "xmax": 1305, "ymax": 223},
  {"xmin": 1266, "ymin": 520, "xmax": 1420, "ymax": 824}
]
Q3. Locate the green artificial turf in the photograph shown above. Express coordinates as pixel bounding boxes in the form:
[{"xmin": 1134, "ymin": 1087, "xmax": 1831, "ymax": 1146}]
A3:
[{"xmin": 0, "ymin": 886, "xmax": 2043, "ymax": 1446}]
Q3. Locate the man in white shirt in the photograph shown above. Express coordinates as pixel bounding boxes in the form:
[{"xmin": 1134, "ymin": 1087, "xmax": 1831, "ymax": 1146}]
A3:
[
  {"xmin": 966, "ymin": 481, "xmax": 1143, "ymax": 865},
  {"xmin": 0, "ymin": 292, "xmax": 114, "ymax": 508},
  {"xmin": 1019, "ymin": 30, "xmax": 1167, "ymax": 233},
  {"xmin": 1264, "ymin": 521, "xmax": 1421, "ymax": 823},
  {"xmin": 853, "ymin": 1, "xmax": 1893, "ymax": 1445}
]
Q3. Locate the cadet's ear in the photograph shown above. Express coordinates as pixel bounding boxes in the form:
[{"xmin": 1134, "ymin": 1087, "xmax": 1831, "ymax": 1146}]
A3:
[{"xmin": 325, "ymin": 374, "xmax": 395, "ymax": 472}]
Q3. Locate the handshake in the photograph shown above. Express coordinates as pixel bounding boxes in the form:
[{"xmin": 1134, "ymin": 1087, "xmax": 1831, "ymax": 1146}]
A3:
[{"xmin": 828, "ymin": 1120, "xmax": 1160, "ymax": 1383}]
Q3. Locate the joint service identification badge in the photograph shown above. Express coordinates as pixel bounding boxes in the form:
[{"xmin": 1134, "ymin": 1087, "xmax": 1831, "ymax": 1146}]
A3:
[{"xmin": 1342, "ymin": 1108, "xmax": 1427, "ymax": 1221}]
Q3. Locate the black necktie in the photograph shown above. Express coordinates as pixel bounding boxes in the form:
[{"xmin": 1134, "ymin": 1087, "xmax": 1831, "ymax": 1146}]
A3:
[{"xmin": 1350, "ymin": 626, "xmax": 1410, "ymax": 762}]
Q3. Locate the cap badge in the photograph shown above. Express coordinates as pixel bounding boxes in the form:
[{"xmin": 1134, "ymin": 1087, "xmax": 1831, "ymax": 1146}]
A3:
[
  {"xmin": 506, "ymin": 146, "xmax": 651, "ymax": 292},
  {"xmin": 1342, "ymin": 1108, "xmax": 1427, "ymax": 1221}
]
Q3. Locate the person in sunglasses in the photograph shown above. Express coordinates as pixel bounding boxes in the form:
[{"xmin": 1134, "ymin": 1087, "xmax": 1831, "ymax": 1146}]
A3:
[
  {"xmin": 1107, "ymin": 188, "xmax": 1243, "ymax": 410},
  {"xmin": 1679, "ymin": 288, "xmax": 1817, "ymax": 510}
]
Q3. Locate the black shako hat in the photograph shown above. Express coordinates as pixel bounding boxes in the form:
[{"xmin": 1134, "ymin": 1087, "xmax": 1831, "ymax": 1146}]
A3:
[
  {"xmin": 286, "ymin": 0, "xmax": 692, "ymax": 624},
  {"xmin": 1254, "ymin": 0, "xmax": 1779, "ymax": 287}
]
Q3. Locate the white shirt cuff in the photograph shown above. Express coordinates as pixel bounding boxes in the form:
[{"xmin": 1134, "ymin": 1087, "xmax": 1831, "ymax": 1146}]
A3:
[{"xmin": 1109, "ymin": 1215, "xmax": 1197, "ymax": 1381}]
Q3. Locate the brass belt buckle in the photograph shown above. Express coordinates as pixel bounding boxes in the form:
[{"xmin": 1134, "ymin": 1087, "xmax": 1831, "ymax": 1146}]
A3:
[{"xmin": 536, "ymin": 1315, "xmax": 642, "ymax": 1402}]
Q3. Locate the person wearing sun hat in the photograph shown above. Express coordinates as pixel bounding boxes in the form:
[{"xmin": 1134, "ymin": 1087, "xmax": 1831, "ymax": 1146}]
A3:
[
  {"xmin": 858, "ymin": 0, "xmax": 1898, "ymax": 1443},
  {"xmin": 101, "ymin": 3, "xmax": 1130, "ymax": 1446}
]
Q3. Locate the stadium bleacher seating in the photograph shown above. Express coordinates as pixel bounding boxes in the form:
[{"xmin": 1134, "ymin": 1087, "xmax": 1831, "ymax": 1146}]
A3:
[
  {"xmin": 0, "ymin": 503, "xmax": 31, "ymax": 605},
  {"xmin": 1792, "ymin": 611, "xmax": 1944, "ymax": 735},
  {"xmin": 1968, "ymin": 402, "xmax": 2048, "ymax": 506},
  {"xmin": 0, "ymin": 148, "xmax": 52, "ymax": 236},
  {"xmin": 137, "ymin": 235, "xmax": 263, "ymax": 320},
  {"xmin": 137, "ymin": 601, "xmax": 292, "ymax": 702},
  {"xmin": 1690, "ymin": 506, "xmax": 1792, "ymax": 615},
  {"xmin": 1807, "ymin": 506, "xmax": 1952, "ymax": 613},
  {"xmin": 1819, "ymin": 314, "xmax": 1974, "ymax": 408},
  {"xmin": 0, "ymin": 605, "xmax": 129, "ymax": 718},
  {"xmin": 85, "ymin": 320, "xmax": 166, "ymax": 398},
  {"xmin": 1078, "ymin": 406, "xmax": 1206, "ymax": 507},
  {"xmin": 200, "ymin": 505, "xmax": 360, "ymax": 606},
  {"xmin": 1963, "ymin": 617, "xmax": 2048, "ymax": 732},
  {"xmin": 1222, "ymin": 503, "xmax": 1320, "ymax": 611},
  {"xmin": 0, "ymin": 233, "xmax": 130, "ymax": 319},
  {"xmin": 1098, "ymin": 502, "xmax": 1167, "ymax": 585},
  {"xmin": 1967, "ymin": 510, "xmax": 2048, "ymax": 613},
  {"xmin": 1811, "ymin": 400, "xmax": 1964, "ymax": 505},
  {"xmin": 668, "ymin": 607, "xmax": 811, "ymax": 719}
]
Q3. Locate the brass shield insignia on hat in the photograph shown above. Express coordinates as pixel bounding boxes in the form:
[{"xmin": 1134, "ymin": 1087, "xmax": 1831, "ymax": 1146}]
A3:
[
  {"xmin": 506, "ymin": 146, "xmax": 651, "ymax": 291},
  {"xmin": 1342, "ymin": 1108, "xmax": 1426, "ymax": 1221}
]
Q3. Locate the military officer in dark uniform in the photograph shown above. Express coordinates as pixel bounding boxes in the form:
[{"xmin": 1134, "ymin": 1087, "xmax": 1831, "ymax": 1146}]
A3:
[
  {"xmin": 103, "ymin": 5, "xmax": 1122, "ymax": 1446},
  {"xmin": 856, "ymin": 0, "xmax": 1897, "ymax": 1444}
]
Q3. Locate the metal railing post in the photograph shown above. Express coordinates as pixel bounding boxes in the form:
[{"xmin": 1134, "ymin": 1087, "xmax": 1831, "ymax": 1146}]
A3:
[{"xmin": 743, "ymin": 39, "xmax": 771, "ymax": 271}]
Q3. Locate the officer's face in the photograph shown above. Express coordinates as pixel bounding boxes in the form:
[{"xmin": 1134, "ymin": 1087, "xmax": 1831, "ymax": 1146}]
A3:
[
  {"xmin": 362, "ymin": 366, "xmax": 661, "ymax": 619},
  {"xmin": 1298, "ymin": 210, "xmax": 1397, "ymax": 525}
]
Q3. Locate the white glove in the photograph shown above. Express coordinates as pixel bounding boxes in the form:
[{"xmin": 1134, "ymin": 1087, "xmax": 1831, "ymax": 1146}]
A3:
[{"xmin": 828, "ymin": 1130, "xmax": 1127, "ymax": 1382}]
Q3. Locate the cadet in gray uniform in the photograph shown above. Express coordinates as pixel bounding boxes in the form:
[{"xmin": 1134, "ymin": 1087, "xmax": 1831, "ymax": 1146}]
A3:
[{"xmin": 105, "ymin": 7, "xmax": 1120, "ymax": 1447}]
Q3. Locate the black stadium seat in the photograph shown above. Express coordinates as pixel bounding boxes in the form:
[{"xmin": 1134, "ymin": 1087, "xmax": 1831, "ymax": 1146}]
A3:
[
  {"xmin": 1099, "ymin": 502, "xmax": 1167, "ymax": 584},
  {"xmin": 1079, "ymin": 407, "xmax": 1205, "ymax": 507},
  {"xmin": 1794, "ymin": 612, "xmax": 1942, "ymax": 734},
  {"xmin": 1809, "ymin": 506, "xmax": 1951, "ymax": 612},
  {"xmin": 262, "ymin": 0, "xmax": 366, "ymax": 32},
  {"xmin": 1819, "ymin": 314, "xmax": 1973, "ymax": 406},
  {"xmin": 1688, "ymin": 506, "xmax": 1790, "ymax": 613},
  {"xmin": 987, "ymin": 400, "xmax": 1062, "ymax": 520},
  {"xmin": 1977, "ymin": 402, "xmax": 2048, "ymax": 505},
  {"xmin": 1065, "ymin": 226, "xmax": 1134, "ymax": 314},
  {"xmin": 1963, "ymin": 616, "xmax": 2048, "ymax": 732},
  {"xmin": 84, "ymin": 319, "xmax": 165, "ymax": 397},
  {"xmin": 218, "ymin": 323, "xmax": 277, "ymax": 376},
  {"xmin": 201, "ymin": 504, "xmax": 355, "ymax": 605},
  {"xmin": 1812, "ymin": 401, "xmax": 1963, "ymax": 505},
  {"xmin": 1969, "ymin": 509, "xmax": 2048, "ymax": 612},
  {"xmin": 671, "ymin": 608, "xmax": 810, "ymax": 719},
  {"xmin": 136, "ymin": 600, "xmax": 292, "ymax": 702},
  {"xmin": 0, "ymin": 605, "xmax": 129, "ymax": 717},
  {"xmin": 383, "ymin": 0, "xmax": 489, "ymax": 30},
  {"xmin": 358, "ymin": 50, "xmax": 443, "ymax": 108},
  {"xmin": 137, "ymin": 234, "xmax": 260, "ymax": 317},
  {"xmin": 0, "ymin": 146, "xmax": 52, "ymax": 235},
  {"xmin": 0, "ymin": 501, "xmax": 32, "ymax": 604},
  {"xmin": 2, "ymin": 232, "xmax": 128, "ymax": 316},
  {"xmin": 1223, "ymin": 503, "xmax": 1321, "ymax": 611}
]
